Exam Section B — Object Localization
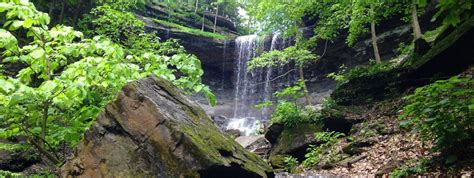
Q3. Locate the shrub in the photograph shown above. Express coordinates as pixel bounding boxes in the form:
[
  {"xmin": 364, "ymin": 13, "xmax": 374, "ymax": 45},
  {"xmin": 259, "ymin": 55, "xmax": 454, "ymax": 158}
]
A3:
[
  {"xmin": 390, "ymin": 159, "xmax": 430, "ymax": 178},
  {"xmin": 271, "ymin": 101, "xmax": 301, "ymax": 127},
  {"xmin": 283, "ymin": 156, "xmax": 299, "ymax": 173},
  {"xmin": 328, "ymin": 62, "xmax": 396, "ymax": 85},
  {"xmin": 396, "ymin": 42, "xmax": 414, "ymax": 56},
  {"xmin": 400, "ymin": 76, "xmax": 474, "ymax": 158},
  {"xmin": 302, "ymin": 131, "xmax": 345, "ymax": 167}
]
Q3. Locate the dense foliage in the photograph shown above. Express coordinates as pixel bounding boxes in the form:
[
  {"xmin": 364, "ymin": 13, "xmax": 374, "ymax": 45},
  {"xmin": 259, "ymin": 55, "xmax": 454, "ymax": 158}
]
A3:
[
  {"xmin": 256, "ymin": 80, "xmax": 322, "ymax": 128},
  {"xmin": 0, "ymin": 0, "xmax": 214, "ymax": 165},
  {"xmin": 249, "ymin": 46, "xmax": 318, "ymax": 105},
  {"xmin": 327, "ymin": 62, "xmax": 396, "ymax": 85},
  {"xmin": 248, "ymin": 46, "xmax": 317, "ymax": 70},
  {"xmin": 400, "ymin": 76, "xmax": 474, "ymax": 159},
  {"xmin": 303, "ymin": 131, "xmax": 345, "ymax": 167}
]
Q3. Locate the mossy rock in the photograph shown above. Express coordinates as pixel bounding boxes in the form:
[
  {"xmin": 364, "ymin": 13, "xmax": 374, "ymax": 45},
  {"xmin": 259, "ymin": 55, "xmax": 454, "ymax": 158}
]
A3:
[
  {"xmin": 269, "ymin": 154, "xmax": 290, "ymax": 169},
  {"xmin": 269, "ymin": 124, "xmax": 322, "ymax": 161},
  {"xmin": 61, "ymin": 76, "xmax": 273, "ymax": 178}
]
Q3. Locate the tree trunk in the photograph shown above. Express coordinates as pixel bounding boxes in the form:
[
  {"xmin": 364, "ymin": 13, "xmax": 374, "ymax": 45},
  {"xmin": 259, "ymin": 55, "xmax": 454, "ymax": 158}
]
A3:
[
  {"xmin": 29, "ymin": 139, "xmax": 60, "ymax": 165},
  {"xmin": 41, "ymin": 102, "xmax": 49, "ymax": 149},
  {"xmin": 298, "ymin": 66, "xmax": 312, "ymax": 106},
  {"xmin": 72, "ymin": 0, "xmax": 83, "ymax": 27},
  {"xmin": 371, "ymin": 20, "xmax": 381, "ymax": 64},
  {"xmin": 201, "ymin": 12, "xmax": 205, "ymax": 31},
  {"xmin": 213, "ymin": 6, "xmax": 218, "ymax": 33},
  {"xmin": 48, "ymin": 0, "xmax": 55, "ymax": 23},
  {"xmin": 167, "ymin": 0, "xmax": 172, "ymax": 20},
  {"xmin": 194, "ymin": 0, "xmax": 199, "ymax": 14},
  {"xmin": 411, "ymin": 0, "xmax": 422, "ymax": 40},
  {"xmin": 58, "ymin": 0, "xmax": 66, "ymax": 24}
]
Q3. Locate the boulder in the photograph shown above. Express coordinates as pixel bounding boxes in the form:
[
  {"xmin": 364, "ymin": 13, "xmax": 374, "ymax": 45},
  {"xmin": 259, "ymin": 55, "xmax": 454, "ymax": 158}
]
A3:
[
  {"xmin": 61, "ymin": 76, "xmax": 273, "ymax": 178},
  {"xmin": 210, "ymin": 115, "xmax": 227, "ymax": 131},
  {"xmin": 236, "ymin": 136, "xmax": 271, "ymax": 158},
  {"xmin": 0, "ymin": 142, "xmax": 39, "ymax": 172},
  {"xmin": 268, "ymin": 124, "xmax": 322, "ymax": 162},
  {"xmin": 264, "ymin": 123, "xmax": 284, "ymax": 144},
  {"xmin": 224, "ymin": 129, "xmax": 242, "ymax": 138}
]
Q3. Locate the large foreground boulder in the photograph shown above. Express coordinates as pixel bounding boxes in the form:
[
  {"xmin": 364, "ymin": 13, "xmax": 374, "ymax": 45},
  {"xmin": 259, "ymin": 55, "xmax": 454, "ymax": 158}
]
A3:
[{"xmin": 61, "ymin": 76, "xmax": 273, "ymax": 178}]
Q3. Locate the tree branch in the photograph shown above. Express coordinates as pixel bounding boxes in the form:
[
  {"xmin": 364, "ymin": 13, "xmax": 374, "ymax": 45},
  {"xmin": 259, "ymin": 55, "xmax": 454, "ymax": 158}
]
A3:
[{"xmin": 249, "ymin": 68, "xmax": 296, "ymax": 87}]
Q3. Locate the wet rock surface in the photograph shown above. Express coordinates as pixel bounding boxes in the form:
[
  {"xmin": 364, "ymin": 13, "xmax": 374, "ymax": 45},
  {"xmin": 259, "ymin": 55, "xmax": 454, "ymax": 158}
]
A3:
[
  {"xmin": 236, "ymin": 135, "xmax": 271, "ymax": 158},
  {"xmin": 61, "ymin": 76, "xmax": 273, "ymax": 177}
]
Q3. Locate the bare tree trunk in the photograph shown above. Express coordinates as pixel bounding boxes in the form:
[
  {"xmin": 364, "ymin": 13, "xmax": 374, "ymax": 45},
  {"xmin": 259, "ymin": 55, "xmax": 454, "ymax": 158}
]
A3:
[
  {"xmin": 371, "ymin": 20, "xmax": 381, "ymax": 64},
  {"xmin": 41, "ymin": 103, "xmax": 48, "ymax": 149},
  {"xmin": 201, "ymin": 12, "xmax": 205, "ymax": 31},
  {"xmin": 58, "ymin": 0, "xmax": 66, "ymax": 24},
  {"xmin": 298, "ymin": 66, "xmax": 312, "ymax": 106},
  {"xmin": 194, "ymin": 0, "xmax": 199, "ymax": 14},
  {"xmin": 29, "ymin": 139, "xmax": 61, "ymax": 165},
  {"xmin": 213, "ymin": 6, "xmax": 219, "ymax": 33},
  {"xmin": 48, "ymin": 0, "xmax": 55, "ymax": 23},
  {"xmin": 72, "ymin": 0, "xmax": 83, "ymax": 27},
  {"xmin": 411, "ymin": 0, "xmax": 422, "ymax": 40}
]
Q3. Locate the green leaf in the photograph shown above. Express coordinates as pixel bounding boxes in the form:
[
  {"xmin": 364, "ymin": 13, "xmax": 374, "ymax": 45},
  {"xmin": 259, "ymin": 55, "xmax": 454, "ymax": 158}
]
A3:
[
  {"xmin": 8, "ymin": 93, "xmax": 25, "ymax": 106},
  {"xmin": 0, "ymin": 3, "xmax": 12, "ymax": 13},
  {"xmin": 3, "ymin": 56, "xmax": 19, "ymax": 62},
  {"xmin": 39, "ymin": 80, "xmax": 58, "ymax": 93},
  {"xmin": 193, "ymin": 85, "xmax": 203, "ymax": 92},
  {"xmin": 0, "ymin": 79, "xmax": 15, "ymax": 93},
  {"xmin": 23, "ymin": 18, "xmax": 33, "ymax": 28},
  {"xmin": 0, "ymin": 28, "xmax": 18, "ymax": 51},
  {"xmin": 29, "ymin": 48, "xmax": 45, "ymax": 59},
  {"xmin": 17, "ymin": 68, "xmax": 33, "ymax": 83},
  {"xmin": 9, "ymin": 20, "xmax": 23, "ymax": 31}
]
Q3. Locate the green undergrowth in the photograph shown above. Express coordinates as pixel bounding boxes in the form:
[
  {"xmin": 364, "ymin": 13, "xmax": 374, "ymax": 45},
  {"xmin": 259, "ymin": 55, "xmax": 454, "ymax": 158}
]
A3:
[
  {"xmin": 302, "ymin": 131, "xmax": 346, "ymax": 167},
  {"xmin": 0, "ymin": 170, "xmax": 55, "ymax": 177},
  {"xmin": 0, "ymin": 170, "xmax": 22, "ymax": 177},
  {"xmin": 152, "ymin": 18, "xmax": 228, "ymax": 40},
  {"xmin": 390, "ymin": 159, "xmax": 431, "ymax": 178},
  {"xmin": 399, "ymin": 76, "xmax": 474, "ymax": 161},
  {"xmin": 328, "ymin": 61, "xmax": 398, "ymax": 86}
]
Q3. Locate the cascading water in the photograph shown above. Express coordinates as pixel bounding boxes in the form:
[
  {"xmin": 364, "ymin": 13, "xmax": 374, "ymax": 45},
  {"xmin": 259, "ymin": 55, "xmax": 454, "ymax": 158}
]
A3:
[
  {"xmin": 262, "ymin": 33, "xmax": 282, "ymax": 117},
  {"xmin": 233, "ymin": 35, "xmax": 260, "ymax": 119},
  {"xmin": 225, "ymin": 117, "xmax": 261, "ymax": 136},
  {"xmin": 225, "ymin": 33, "xmax": 294, "ymax": 136}
]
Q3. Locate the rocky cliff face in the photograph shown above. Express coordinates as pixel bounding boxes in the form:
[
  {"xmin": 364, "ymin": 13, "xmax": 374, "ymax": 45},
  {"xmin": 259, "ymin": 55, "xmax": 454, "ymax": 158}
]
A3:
[
  {"xmin": 135, "ymin": 2, "xmax": 441, "ymax": 118},
  {"xmin": 60, "ymin": 76, "xmax": 273, "ymax": 177}
]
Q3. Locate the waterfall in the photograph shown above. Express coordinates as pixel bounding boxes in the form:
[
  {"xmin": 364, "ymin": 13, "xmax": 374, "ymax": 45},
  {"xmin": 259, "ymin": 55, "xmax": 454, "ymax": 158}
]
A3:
[
  {"xmin": 227, "ymin": 33, "xmax": 293, "ymax": 136},
  {"xmin": 233, "ymin": 35, "xmax": 256, "ymax": 118},
  {"xmin": 261, "ymin": 33, "xmax": 281, "ymax": 117},
  {"xmin": 225, "ymin": 117, "xmax": 261, "ymax": 136}
]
